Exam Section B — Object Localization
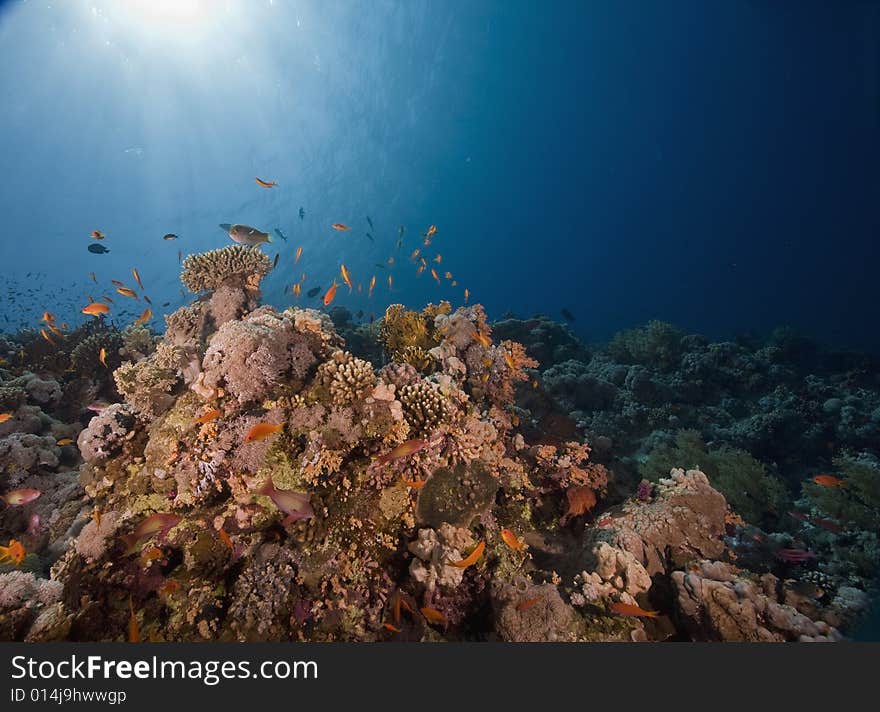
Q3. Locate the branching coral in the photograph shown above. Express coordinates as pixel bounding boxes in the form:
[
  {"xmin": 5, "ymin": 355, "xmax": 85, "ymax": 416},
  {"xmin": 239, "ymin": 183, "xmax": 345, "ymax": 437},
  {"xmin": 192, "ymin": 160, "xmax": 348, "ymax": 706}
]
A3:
[
  {"xmin": 398, "ymin": 380, "xmax": 449, "ymax": 434},
  {"xmin": 181, "ymin": 245, "xmax": 271, "ymax": 294},
  {"xmin": 316, "ymin": 351, "xmax": 376, "ymax": 406}
]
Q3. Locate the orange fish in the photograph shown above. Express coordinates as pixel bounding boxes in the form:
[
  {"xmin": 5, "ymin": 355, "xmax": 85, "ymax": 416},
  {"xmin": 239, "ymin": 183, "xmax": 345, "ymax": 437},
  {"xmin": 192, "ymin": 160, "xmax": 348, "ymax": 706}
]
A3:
[
  {"xmin": 502, "ymin": 351, "xmax": 515, "ymax": 370},
  {"xmin": 0, "ymin": 413, "xmax": 12, "ymax": 424},
  {"xmin": 387, "ymin": 256, "xmax": 395, "ymax": 266},
  {"xmin": 132, "ymin": 268, "xmax": 144, "ymax": 290},
  {"xmin": 430, "ymin": 268, "xmax": 441, "ymax": 284},
  {"xmin": 401, "ymin": 477, "xmax": 426, "ymax": 489},
  {"xmin": 128, "ymin": 597, "xmax": 140, "ymax": 642},
  {"xmin": 444, "ymin": 271, "xmax": 452, "ymax": 280},
  {"xmin": 474, "ymin": 331, "xmax": 491, "ymax": 349},
  {"xmin": 388, "ymin": 274, "xmax": 393, "ymax": 290},
  {"xmin": 111, "ymin": 279, "xmax": 126, "ymax": 287},
  {"xmin": 218, "ymin": 528, "xmax": 235, "ymax": 555},
  {"xmin": 92, "ymin": 508, "xmax": 102, "ymax": 526},
  {"xmin": 331, "ymin": 223, "xmax": 350, "ymax": 231},
  {"xmin": 194, "ymin": 408, "xmax": 222, "ymax": 425},
  {"xmin": 410, "ymin": 248, "xmax": 420, "ymax": 261},
  {"xmin": 56, "ymin": 438, "xmax": 74, "ymax": 446},
  {"xmin": 91, "ymin": 230, "xmax": 105, "ymax": 240},
  {"xmin": 393, "ymin": 592, "xmax": 402, "ymax": 623},
  {"xmin": 121, "ymin": 513, "xmax": 181, "ymax": 555},
  {"xmin": 135, "ymin": 308, "xmax": 152, "ymax": 325},
  {"xmin": 47, "ymin": 323, "xmax": 62, "ymax": 336},
  {"xmin": 158, "ymin": 579, "xmax": 180, "ymax": 597},
  {"xmin": 383, "ymin": 622, "xmax": 402, "ymax": 633},
  {"xmin": 323, "ymin": 280, "xmax": 339, "ymax": 306},
  {"xmin": 420, "ymin": 607, "xmax": 446, "ymax": 626},
  {"xmin": 244, "ymin": 422, "xmax": 283, "ymax": 443},
  {"xmin": 375, "ymin": 439, "xmax": 428, "ymax": 465},
  {"xmin": 41, "ymin": 311, "xmax": 55, "ymax": 323},
  {"xmin": 61, "ymin": 322, "xmax": 69, "ymax": 330},
  {"xmin": 1, "ymin": 488, "xmax": 41, "ymax": 506},
  {"xmin": 451, "ymin": 280, "xmax": 457, "ymax": 287},
  {"xmin": 417, "ymin": 264, "xmax": 426, "ymax": 276},
  {"xmin": 99, "ymin": 347, "xmax": 107, "ymax": 367},
  {"xmin": 357, "ymin": 282, "xmax": 363, "ymax": 295},
  {"xmin": 449, "ymin": 540, "xmax": 485, "ymax": 569},
  {"xmin": 255, "ymin": 177, "xmax": 278, "ymax": 188},
  {"xmin": 500, "ymin": 528, "xmax": 524, "ymax": 552},
  {"xmin": 609, "ymin": 602, "xmax": 659, "ymax": 618},
  {"xmin": 463, "ymin": 288, "xmax": 470, "ymax": 304},
  {"xmin": 340, "ymin": 264, "xmax": 353, "ymax": 292},
  {"xmin": 425, "ymin": 225, "xmax": 437, "ymax": 239},
  {"xmin": 116, "ymin": 287, "xmax": 138, "ymax": 299},
  {"xmin": 40, "ymin": 328, "xmax": 55, "ymax": 346},
  {"xmin": 82, "ymin": 302, "xmax": 110, "ymax": 318},
  {"xmin": 433, "ymin": 254, "xmax": 442, "ymax": 264},
  {"xmin": 812, "ymin": 474, "xmax": 844, "ymax": 488},
  {"xmin": 0, "ymin": 539, "xmax": 25, "ymax": 566},
  {"xmin": 140, "ymin": 546, "xmax": 164, "ymax": 565},
  {"xmin": 293, "ymin": 283, "xmax": 302, "ymax": 298},
  {"xmin": 368, "ymin": 275, "xmax": 376, "ymax": 298},
  {"xmin": 294, "ymin": 246, "xmax": 303, "ymax": 264},
  {"xmin": 516, "ymin": 597, "xmax": 541, "ymax": 612}
]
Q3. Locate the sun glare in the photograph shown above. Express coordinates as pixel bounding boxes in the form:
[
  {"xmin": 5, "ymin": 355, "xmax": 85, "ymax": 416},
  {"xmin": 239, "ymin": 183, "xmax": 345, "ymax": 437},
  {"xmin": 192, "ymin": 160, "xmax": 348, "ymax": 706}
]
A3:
[{"xmin": 122, "ymin": 0, "xmax": 208, "ymax": 28}]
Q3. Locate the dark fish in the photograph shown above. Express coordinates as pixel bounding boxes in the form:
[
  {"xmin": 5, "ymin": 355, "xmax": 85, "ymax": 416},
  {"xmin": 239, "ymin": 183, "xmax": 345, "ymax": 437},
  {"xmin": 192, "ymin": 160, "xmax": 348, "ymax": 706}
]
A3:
[
  {"xmin": 366, "ymin": 232, "xmax": 374, "ymax": 242},
  {"xmin": 367, "ymin": 216, "xmax": 374, "ymax": 231},
  {"xmin": 398, "ymin": 225, "xmax": 405, "ymax": 238},
  {"xmin": 306, "ymin": 286, "xmax": 321, "ymax": 298},
  {"xmin": 298, "ymin": 207, "xmax": 305, "ymax": 220},
  {"xmin": 163, "ymin": 233, "xmax": 178, "ymax": 240},
  {"xmin": 561, "ymin": 308, "xmax": 575, "ymax": 322},
  {"xmin": 88, "ymin": 244, "xmax": 110, "ymax": 254},
  {"xmin": 274, "ymin": 228, "xmax": 288, "ymax": 242},
  {"xmin": 273, "ymin": 254, "xmax": 280, "ymax": 268},
  {"xmin": 374, "ymin": 263, "xmax": 386, "ymax": 270},
  {"xmin": 161, "ymin": 302, "xmax": 170, "ymax": 307}
]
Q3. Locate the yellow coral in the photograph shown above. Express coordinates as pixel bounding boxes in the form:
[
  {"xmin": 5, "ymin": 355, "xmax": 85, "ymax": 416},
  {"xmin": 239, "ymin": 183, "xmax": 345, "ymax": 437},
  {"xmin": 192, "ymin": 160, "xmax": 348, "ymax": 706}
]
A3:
[{"xmin": 379, "ymin": 304, "xmax": 441, "ymax": 366}]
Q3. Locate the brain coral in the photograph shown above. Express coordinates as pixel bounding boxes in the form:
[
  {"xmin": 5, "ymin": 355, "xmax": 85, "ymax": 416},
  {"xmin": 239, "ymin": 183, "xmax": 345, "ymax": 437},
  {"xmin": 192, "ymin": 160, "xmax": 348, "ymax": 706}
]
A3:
[{"xmin": 181, "ymin": 245, "xmax": 271, "ymax": 293}]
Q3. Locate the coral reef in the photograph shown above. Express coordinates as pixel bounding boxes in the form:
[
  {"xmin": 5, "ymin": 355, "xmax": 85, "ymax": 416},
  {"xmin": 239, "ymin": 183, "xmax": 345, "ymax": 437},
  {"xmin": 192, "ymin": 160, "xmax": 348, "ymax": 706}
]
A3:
[{"xmin": 1, "ymin": 250, "xmax": 877, "ymax": 643}]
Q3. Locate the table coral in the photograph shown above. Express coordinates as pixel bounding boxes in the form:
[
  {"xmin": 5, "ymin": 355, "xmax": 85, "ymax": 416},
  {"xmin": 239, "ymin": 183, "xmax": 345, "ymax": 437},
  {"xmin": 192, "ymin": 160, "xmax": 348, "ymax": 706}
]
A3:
[{"xmin": 181, "ymin": 245, "xmax": 271, "ymax": 294}]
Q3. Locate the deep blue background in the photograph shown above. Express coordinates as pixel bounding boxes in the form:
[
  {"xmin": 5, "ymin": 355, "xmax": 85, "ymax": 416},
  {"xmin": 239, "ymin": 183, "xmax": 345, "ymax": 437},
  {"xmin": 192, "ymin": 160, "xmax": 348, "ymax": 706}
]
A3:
[{"xmin": 0, "ymin": 0, "xmax": 877, "ymax": 351}]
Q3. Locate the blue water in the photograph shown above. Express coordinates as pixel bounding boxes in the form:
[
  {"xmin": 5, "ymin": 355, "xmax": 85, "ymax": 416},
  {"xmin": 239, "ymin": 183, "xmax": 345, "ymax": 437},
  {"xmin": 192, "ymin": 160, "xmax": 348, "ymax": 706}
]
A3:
[{"xmin": 0, "ymin": 0, "xmax": 878, "ymax": 350}]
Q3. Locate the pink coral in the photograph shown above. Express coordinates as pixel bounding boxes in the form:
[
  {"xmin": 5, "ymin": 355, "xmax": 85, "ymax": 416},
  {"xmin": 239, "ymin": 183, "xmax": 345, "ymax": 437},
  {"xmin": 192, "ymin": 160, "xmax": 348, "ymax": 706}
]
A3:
[{"xmin": 199, "ymin": 308, "xmax": 330, "ymax": 404}]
